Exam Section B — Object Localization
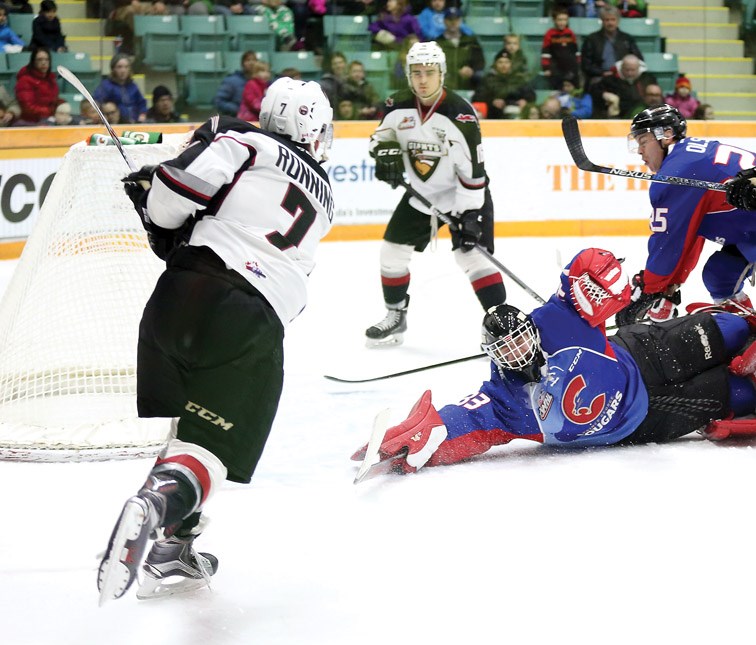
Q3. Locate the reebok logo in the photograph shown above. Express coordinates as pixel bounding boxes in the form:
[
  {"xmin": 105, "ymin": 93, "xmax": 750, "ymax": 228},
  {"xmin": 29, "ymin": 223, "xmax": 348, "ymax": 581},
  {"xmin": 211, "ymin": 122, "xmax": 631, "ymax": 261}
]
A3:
[{"xmin": 185, "ymin": 401, "xmax": 234, "ymax": 431}]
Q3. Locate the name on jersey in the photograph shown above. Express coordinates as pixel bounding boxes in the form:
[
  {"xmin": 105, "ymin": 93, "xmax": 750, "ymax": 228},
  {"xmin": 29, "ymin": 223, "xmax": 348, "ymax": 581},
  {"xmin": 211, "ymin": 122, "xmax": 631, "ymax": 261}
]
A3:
[
  {"xmin": 578, "ymin": 391, "xmax": 623, "ymax": 437},
  {"xmin": 275, "ymin": 145, "xmax": 334, "ymax": 221}
]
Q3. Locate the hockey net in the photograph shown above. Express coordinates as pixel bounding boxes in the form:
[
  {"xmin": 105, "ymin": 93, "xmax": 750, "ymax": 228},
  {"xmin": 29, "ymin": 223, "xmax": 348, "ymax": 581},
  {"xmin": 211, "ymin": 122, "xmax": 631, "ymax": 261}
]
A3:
[{"xmin": 0, "ymin": 137, "xmax": 188, "ymax": 462}]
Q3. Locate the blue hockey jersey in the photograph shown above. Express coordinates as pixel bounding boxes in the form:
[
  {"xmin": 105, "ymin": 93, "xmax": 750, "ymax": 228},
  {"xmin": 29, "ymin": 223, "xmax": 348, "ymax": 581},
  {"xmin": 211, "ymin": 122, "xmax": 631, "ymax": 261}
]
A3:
[{"xmin": 643, "ymin": 137, "xmax": 756, "ymax": 294}]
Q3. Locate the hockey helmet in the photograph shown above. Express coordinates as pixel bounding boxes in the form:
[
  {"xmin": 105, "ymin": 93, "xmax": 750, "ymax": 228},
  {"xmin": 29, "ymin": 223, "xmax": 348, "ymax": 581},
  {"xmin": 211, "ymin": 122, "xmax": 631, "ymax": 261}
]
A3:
[
  {"xmin": 627, "ymin": 104, "xmax": 687, "ymax": 153},
  {"xmin": 481, "ymin": 304, "xmax": 544, "ymax": 382},
  {"xmin": 566, "ymin": 248, "xmax": 631, "ymax": 327},
  {"xmin": 259, "ymin": 77, "xmax": 334, "ymax": 163},
  {"xmin": 405, "ymin": 40, "xmax": 446, "ymax": 87}
]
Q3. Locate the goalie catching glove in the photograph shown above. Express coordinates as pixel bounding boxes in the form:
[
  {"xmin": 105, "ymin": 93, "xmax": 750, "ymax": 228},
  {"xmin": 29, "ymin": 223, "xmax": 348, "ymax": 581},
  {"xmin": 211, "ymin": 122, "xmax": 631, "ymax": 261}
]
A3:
[
  {"xmin": 725, "ymin": 167, "xmax": 756, "ymax": 211},
  {"xmin": 123, "ymin": 165, "xmax": 194, "ymax": 261},
  {"xmin": 372, "ymin": 141, "xmax": 404, "ymax": 188},
  {"xmin": 615, "ymin": 271, "xmax": 680, "ymax": 326}
]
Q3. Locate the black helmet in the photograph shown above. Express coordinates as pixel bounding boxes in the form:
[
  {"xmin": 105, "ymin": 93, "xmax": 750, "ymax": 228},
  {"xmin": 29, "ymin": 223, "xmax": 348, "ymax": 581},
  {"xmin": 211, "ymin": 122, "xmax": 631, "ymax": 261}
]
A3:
[
  {"xmin": 629, "ymin": 104, "xmax": 687, "ymax": 149},
  {"xmin": 481, "ymin": 304, "xmax": 544, "ymax": 382}
]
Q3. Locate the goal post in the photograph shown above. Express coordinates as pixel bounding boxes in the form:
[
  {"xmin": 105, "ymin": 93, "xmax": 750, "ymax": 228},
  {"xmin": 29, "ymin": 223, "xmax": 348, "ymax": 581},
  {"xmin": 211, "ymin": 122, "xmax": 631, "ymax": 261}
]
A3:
[{"xmin": 0, "ymin": 137, "xmax": 186, "ymax": 461}]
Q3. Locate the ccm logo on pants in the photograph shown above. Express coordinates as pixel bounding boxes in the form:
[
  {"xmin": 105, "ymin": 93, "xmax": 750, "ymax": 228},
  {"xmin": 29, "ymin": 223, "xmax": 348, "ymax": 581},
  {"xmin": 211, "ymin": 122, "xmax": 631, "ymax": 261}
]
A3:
[{"xmin": 185, "ymin": 401, "xmax": 234, "ymax": 431}]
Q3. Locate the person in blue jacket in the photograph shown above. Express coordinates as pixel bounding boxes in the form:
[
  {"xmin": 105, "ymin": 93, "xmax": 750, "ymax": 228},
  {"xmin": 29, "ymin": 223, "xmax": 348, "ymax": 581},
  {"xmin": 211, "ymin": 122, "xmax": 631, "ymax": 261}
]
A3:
[
  {"xmin": 0, "ymin": 5, "xmax": 25, "ymax": 51},
  {"xmin": 213, "ymin": 50, "xmax": 258, "ymax": 117},
  {"xmin": 93, "ymin": 53, "xmax": 147, "ymax": 124},
  {"xmin": 352, "ymin": 248, "xmax": 756, "ymax": 476}
]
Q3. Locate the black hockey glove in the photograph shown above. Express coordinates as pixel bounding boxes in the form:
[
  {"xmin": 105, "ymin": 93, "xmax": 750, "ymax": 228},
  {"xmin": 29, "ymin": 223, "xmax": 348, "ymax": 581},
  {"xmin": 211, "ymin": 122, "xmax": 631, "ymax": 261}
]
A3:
[
  {"xmin": 615, "ymin": 271, "xmax": 680, "ymax": 326},
  {"xmin": 457, "ymin": 209, "xmax": 483, "ymax": 252},
  {"xmin": 372, "ymin": 141, "xmax": 404, "ymax": 188},
  {"xmin": 122, "ymin": 165, "xmax": 158, "ymax": 220},
  {"xmin": 725, "ymin": 167, "xmax": 756, "ymax": 211}
]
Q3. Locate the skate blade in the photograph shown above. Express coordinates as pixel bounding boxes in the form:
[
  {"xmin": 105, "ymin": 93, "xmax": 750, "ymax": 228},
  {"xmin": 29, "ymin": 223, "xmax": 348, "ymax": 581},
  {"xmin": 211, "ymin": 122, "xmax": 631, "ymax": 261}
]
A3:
[
  {"xmin": 354, "ymin": 409, "xmax": 392, "ymax": 484},
  {"xmin": 97, "ymin": 498, "xmax": 148, "ymax": 607},
  {"xmin": 365, "ymin": 332, "xmax": 405, "ymax": 348},
  {"xmin": 136, "ymin": 574, "xmax": 212, "ymax": 600}
]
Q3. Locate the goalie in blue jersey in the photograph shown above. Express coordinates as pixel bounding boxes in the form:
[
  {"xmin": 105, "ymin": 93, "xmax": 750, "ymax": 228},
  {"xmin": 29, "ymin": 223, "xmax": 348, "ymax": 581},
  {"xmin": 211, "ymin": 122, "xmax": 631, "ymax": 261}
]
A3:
[{"xmin": 352, "ymin": 248, "xmax": 756, "ymax": 479}]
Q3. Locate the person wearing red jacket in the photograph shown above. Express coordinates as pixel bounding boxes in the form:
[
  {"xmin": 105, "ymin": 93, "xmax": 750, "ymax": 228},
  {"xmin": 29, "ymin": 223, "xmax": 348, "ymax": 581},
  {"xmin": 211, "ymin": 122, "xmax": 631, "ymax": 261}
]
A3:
[
  {"xmin": 14, "ymin": 46, "xmax": 61, "ymax": 124},
  {"xmin": 541, "ymin": 8, "xmax": 580, "ymax": 90}
]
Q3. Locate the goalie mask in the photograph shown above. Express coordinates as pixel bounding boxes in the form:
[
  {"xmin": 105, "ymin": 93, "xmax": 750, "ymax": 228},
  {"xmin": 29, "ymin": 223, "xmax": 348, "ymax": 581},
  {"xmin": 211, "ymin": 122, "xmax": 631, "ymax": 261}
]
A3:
[
  {"xmin": 259, "ymin": 77, "xmax": 334, "ymax": 163},
  {"xmin": 481, "ymin": 304, "xmax": 544, "ymax": 382},
  {"xmin": 566, "ymin": 248, "xmax": 631, "ymax": 327}
]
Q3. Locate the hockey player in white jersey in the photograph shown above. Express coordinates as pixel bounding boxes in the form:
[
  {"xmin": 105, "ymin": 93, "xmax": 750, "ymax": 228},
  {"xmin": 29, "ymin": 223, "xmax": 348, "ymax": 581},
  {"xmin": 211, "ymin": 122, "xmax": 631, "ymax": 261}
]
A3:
[
  {"xmin": 365, "ymin": 40, "xmax": 506, "ymax": 347},
  {"xmin": 97, "ymin": 77, "xmax": 334, "ymax": 603}
]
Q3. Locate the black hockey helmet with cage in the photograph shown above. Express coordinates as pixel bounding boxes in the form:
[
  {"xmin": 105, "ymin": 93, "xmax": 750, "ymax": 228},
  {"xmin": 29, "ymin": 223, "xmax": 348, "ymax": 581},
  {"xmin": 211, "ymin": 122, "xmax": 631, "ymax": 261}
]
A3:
[
  {"xmin": 629, "ymin": 104, "xmax": 687, "ymax": 149},
  {"xmin": 481, "ymin": 304, "xmax": 544, "ymax": 382}
]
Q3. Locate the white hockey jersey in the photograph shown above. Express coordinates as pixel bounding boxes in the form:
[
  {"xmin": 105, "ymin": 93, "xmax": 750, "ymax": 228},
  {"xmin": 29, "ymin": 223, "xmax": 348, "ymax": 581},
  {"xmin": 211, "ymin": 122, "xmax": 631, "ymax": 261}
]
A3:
[
  {"xmin": 145, "ymin": 116, "xmax": 334, "ymax": 326},
  {"xmin": 369, "ymin": 89, "xmax": 487, "ymax": 215}
]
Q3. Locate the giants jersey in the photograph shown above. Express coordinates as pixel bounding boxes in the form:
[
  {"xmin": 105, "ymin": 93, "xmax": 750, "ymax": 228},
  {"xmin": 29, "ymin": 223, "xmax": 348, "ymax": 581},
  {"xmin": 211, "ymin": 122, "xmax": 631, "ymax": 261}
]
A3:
[
  {"xmin": 369, "ymin": 88, "xmax": 486, "ymax": 214},
  {"xmin": 643, "ymin": 137, "xmax": 756, "ymax": 293},
  {"xmin": 145, "ymin": 116, "xmax": 334, "ymax": 326}
]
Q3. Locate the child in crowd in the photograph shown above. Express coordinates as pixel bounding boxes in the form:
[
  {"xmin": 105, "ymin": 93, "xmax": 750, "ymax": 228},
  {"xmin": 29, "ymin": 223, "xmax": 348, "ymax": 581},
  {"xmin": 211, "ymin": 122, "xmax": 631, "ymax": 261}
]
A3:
[
  {"xmin": 369, "ymin": 0, "xmax": 421, "ymax": 50},
  {"xmin": 336, "ymin": 98, "xmax": 358, "ymax": 120},
  {"xmin": 237, "ymin": 60, "xmax": 271, "ymax": 122},
  {"xmin": 342, "ymin": 60, "xmax": 381, "ymax": 119},
  {"xmin": 556, "ymin": 75, "xmax": 592, "ymax": 119},
  {"xmin": 31, "ymin": 0, "xmax": 67, "ymax": 52},
  {"xmin": 0, "ymin": 5, "xmax": 25, "ymax": 52},
  {"xmin": 256, "ymin": 0, "xmax": 297, "ymax": 51},
  {"xmin": 44, "ymin": 101, "xmax": 73, "ymax": 125},
  {"xmin": 499, "ymin": 33, "xmax": 529, "ymax": 78},
  {"xmin": 692, "ymin": 102, "xmax": 714, "ymax": 120},
  {"xmin": 664, "ymin": 74, "xmax": 700, "ymax": 120},
  {"xmin": 541, "ymin": 8, "xmax": 580, "ymax": 90},
  {"xmin": 417, "ymin": 0, "xmax": 473, "ymax": 41},
  {"xmin": 472, "ymin": 50, "xmax": 535, "ymax": 119}
]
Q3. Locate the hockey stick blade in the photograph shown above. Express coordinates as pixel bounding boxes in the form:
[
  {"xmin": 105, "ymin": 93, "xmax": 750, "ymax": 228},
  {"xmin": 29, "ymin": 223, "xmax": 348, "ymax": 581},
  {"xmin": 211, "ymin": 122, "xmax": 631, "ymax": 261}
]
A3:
[
  {"xmin": 398, "ymin": 180, "xmax": 546, "ymax": 305},
  {"xmin": 561, "ymin": 116, "xmax": 726, "ymax": 192},
  {"xmin": 57, "ymin": 65, "xmax": 138, "ymax": 173},
  {"xmin": 324, "ymin": 352, "xmax": 486, "ymax": 383},
  {"xmin": 354, "ymin": 408, "xmax": 392, "ymax": 484}
]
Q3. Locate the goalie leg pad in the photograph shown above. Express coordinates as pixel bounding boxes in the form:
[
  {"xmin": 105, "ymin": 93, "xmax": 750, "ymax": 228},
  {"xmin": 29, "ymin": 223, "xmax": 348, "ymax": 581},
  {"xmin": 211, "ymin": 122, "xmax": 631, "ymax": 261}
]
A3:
[{"xmin": 703, "ymin": 417, "xmax": 756, "ymax": 441}]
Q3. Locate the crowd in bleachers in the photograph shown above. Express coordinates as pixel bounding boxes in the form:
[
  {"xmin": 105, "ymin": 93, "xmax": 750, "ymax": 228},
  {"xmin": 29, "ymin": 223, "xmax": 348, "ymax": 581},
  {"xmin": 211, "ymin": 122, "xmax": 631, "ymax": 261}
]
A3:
[{"xmin": 0, "ymin": 0, "xmax": 720, "ymax": 127}]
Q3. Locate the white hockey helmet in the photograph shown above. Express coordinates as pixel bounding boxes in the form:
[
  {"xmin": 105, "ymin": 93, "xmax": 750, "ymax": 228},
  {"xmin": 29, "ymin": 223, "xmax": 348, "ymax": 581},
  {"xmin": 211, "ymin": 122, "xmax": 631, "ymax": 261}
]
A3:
[
  {"xmin": 405, "ymin": 40, "xmax": 446, "ymax": 86},
  {"xmin": 259, "ymin": 77, "xmax": 334, "ymax": 163}
]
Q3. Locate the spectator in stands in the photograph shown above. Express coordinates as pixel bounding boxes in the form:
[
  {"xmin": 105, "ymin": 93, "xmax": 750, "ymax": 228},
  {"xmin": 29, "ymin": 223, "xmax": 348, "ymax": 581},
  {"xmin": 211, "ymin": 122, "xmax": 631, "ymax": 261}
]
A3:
[
  {"xmin": 337, "ymin": 0, "xmax": 379, "ymax": 15},
  {"xmin": 109, "ymin": 0, "xmax": 157, "ymax": 55},
  {"xmin": 213, "ymin": 51, "xmax": 258, "ymax": 117},
  {"xmin": 539, "ymin": 95, "xmax": 563, "ymax": 119},
  {"xmin": 151, "ymin": 0, "xmax": 186, "ymax": 15},
  {"xmin": 638, "ymin": 82, "xmax": 664, "ymax": 111},
  {"xmin": 0, "ymin": 101, "xmax": 9, "ymax": 126},
  {"xmin": 254, "ymin": 0, "xmax": 297, "ymax": 51},
  {"xmin": 368, "ymin": 0, "xmax": 421, "ymax": 51},
  {"xmin": 237, "ymin": 60, "xmax": 271, "ymax": 122},
  {"xmin": 188, "ymin": 0, "xmax": 249, "ymax": 16},
  {"xmin": 77, "ymin": 97, "xmax": 99, "ymax": 124},
  {"xmin": 278, "ymin": 66, "xmax": 302, "ymax": 80},
  {"xmin": 392, "ymin": 33, "xmax": 419, "ymax": 89},
  {"xmin": 608, "ymin": 0, "xmax": 646, "ymax": 18},
  {"xmin": 692, "ymin": 102, "xmax": 714, "ymax": 120},
  {"xmin": 664, "ymin": 74, "xmax": 700, "ymax": 120},
  {"xmin": 555, "ymin": 74, "xmax": 592, "ymax": 119},
  {"xmin": 581, "ymin": 5, "xmax": 643, "ymax": 89},
  {"xmin": 318, "ymin": 51, "xmax": 347, "ymax": 110},
  {"xmin": 518, "ymin": 102, "xmax": 540, "ymax": 119},
  {"xmin": 417, "ymin": 0, "xmax": 472, "ymax": 41},
  {"xmin": 336, "ymin": 98, "xmax": 358, "ymax": 120},
  {"xmin": 436, "ymin": 6, "xmax": 485, "ymax": 91},
  {"xmin": 541, "ymin": 7, "xmax": 580, "ymax": 90},
  {"xmin": 589, "ymin": 53, "xmax": 656, "ymax": 118},
  {"xmin": 31, "ymin": 0, "xmax": 67, "ymax": 52},
  {"xmin": 94, "ymin": 53, "xmax": 147, "ymax": 123},
  {"xmin": 14, "ymin": 46, "xmax": 62, "ymax": 125},
  {"xmin": 44, "ymin": 100, "xmax": 74, "ymax": 125},
  {"xmin": 568, "ymin": 0, "xmax": 606, "ymax": 19},
  {"xmin": 0, "ymin": 83, "xmax": 20, "ymax": 125},
  {"xmin": 101, "ymin": 100, "xmax": 121, "ymax": 124},
  {"xmin": 341, "ymin": 59, "xmax": 381, "ymax": 118},
  {"xmin": 471, "ymin": 50, "xmax": 535, "ymax": 119},
  {"xmin": 145, "ymin": 85, "xmax": 184, "ymax": 123},
  {"xmin": 5, "ymin": 0, "xmax": 33, "ymax": 14},
  {"xmin": 497, "ymin": 33, "xmax": 529, "ymax": 78},
  {"xmin": 0, "ymin": 5, "xmax": 25, "ymax": 52}
]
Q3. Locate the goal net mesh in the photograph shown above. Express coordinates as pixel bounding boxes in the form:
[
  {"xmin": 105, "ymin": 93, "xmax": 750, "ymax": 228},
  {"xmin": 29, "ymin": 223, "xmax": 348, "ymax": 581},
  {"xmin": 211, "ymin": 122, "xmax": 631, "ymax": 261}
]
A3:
[{"xmin": 0, "ymin": 138, "xmax": 186, "ymax": 461}]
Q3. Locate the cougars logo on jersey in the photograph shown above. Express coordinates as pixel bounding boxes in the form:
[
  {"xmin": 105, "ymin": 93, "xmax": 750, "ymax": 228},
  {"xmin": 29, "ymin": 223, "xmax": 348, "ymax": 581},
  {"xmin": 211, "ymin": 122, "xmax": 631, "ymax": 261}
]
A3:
[
  {"xmin": 561, "ymin": 374, "xmax": 606, "ymax": 425},
  {"xmin": 407, "ymin": 141, "xmax": 443, "ymax": 181}
]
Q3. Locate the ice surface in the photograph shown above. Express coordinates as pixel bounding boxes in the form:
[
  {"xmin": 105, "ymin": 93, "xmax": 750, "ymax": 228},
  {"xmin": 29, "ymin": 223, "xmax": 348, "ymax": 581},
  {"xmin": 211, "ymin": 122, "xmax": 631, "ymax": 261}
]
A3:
[{"xmin": 2, "ymin": 237, "xmax": 756, "ymax": 645}]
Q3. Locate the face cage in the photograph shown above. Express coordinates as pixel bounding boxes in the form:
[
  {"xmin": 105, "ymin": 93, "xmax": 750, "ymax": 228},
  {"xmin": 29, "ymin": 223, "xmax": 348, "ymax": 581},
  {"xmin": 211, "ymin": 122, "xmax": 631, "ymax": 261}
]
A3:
[
  {"xmin": 482, "ymin": 322, "xmax": 540, "ymax": 372},
  {"xmin": 627, "ymin": 126, "xmax": 666, "ymax": 153},
  {"xmin": 314, "ymin": 122, "xmax": 334, "ymax": 163}
]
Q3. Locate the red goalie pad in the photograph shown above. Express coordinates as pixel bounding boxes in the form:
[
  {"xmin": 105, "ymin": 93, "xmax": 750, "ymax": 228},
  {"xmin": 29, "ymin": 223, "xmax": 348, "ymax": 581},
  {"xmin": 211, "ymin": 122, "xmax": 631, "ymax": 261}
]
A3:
[{"xmin": 703, "ymin": 418, "xmax": 756, "ymax": 441}]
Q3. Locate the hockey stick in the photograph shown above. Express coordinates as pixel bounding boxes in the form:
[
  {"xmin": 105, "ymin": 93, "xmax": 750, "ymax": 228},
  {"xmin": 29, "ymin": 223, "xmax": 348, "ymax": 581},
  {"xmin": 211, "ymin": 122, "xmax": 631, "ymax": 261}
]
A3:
[
  {"xmin": 57, "ymin": 65, "xmax": 138, "ymax": 173},
  {"xmin": 398, "ymin": 179, "xmax": 547, "ymax": 305},
  {"xmin": 561, "ymin": 116, "xmax": 727, "ymax": 192},
  {"xmin": 324, "ymin": 352, "xmax": 486, "ymax": 383}
]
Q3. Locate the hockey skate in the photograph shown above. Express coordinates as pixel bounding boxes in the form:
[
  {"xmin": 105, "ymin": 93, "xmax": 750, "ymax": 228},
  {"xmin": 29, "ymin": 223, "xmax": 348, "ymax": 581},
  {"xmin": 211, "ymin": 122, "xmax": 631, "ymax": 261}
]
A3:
[
  {"xmin": 97, "ymin": 493, "xmax": 164, "ymax": 606},
  {"xmin": 365, "ymin": 298, "xmax": 408, "ymax": 347},
  {"xmin": 137, "ymin": 533, "xmax": 218, "ymax": 600}
]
